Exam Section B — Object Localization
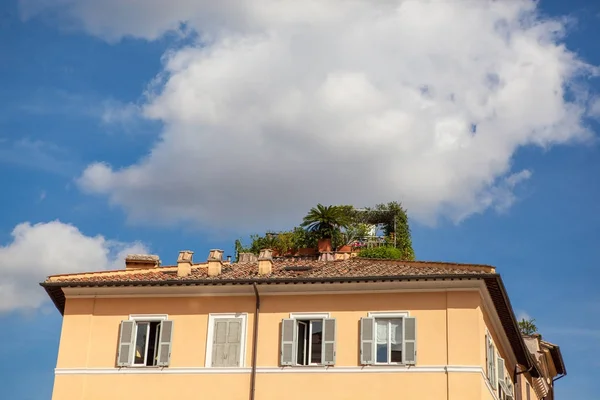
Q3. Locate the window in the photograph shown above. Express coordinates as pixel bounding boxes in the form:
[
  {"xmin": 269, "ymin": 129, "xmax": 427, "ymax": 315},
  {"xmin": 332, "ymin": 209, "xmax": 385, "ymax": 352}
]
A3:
[
  {"xmin": 486, "ymin": 333, "xmax": 496, "ymax": 386},
  {"xmin": 375, "ymin": 318, "xmax": 403, "ymax": 363},
  {"xmin": 133, "ymin": 321, "xmax": 161, "ymax": 366},
  {"xmin": 206, "ymin": 314, "xmax": 247, "ymax": 368},
  {"xmin": 116, "ymin": 316, "xmax": 173, "ymax": 367},
  {"xmin": 296, "ymin": 319, "xmax": 323, "ymax": 365},
  {"xmin": 280, "ymin": 314, "xmax": 336, "ymax": 366},
  {"xmin": 360, "ymin": 314, "xmax": 416, "ymax": 365}
]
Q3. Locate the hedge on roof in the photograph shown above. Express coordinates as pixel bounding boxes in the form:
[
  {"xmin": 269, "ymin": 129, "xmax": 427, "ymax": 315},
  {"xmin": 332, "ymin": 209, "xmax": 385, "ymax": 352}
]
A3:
[{"xmin": 357, "ymin": 246, "xmax": 403, "ymax": 259}]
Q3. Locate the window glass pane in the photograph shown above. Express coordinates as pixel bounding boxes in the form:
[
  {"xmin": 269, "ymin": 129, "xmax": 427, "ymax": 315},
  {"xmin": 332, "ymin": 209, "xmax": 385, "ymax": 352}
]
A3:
[
  {"xmin": 376, "ymin": 343, "xmax": 388, "ymax": 363},
  {"xmin": 376, "ymin": 319, "xmax": 388, "ymax": 342},
  {"xmin": 390, "ymin": 319, "xmax": 402, "ymax": 344},
  {"xmin": 134, "ymin": 322, "xmax": 149, "ymax": 365},
  {"xmin": 390, "ymin": 344, "xmax": 402, "ymax": 362},
  {"xmin": 297, "ymin": 322, "xmax": 307, "ymax": 365},
  {"xmin": 310, "ymin": 320, "xmax": 323, "ymax": 364}
]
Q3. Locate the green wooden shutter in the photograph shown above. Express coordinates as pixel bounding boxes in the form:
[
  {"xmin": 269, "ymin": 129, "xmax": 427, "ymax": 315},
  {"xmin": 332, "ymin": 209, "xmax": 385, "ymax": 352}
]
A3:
[
  {"xmin": 226, "ymin": 319, "xmax": 242, "ymax": 367},
  {"xmin": 322, "ymin": 318, "xmax": 336, "ymax": 366},
  {"xmin": 280, "ymin": 319, "xmax": 296, "ymax": 366},
  {"xmin": 212, "ymin": 319, "xmax": 229, "ymax": 367},
  {"xmin": 403, "ymin": 317, "xmax": 417, "ymax": 365},
  {"xmin": 360, "ymin": 317, "xmax": 375, "ymax": 365},
  {"xmin": 156, "ymin": 320, "xmax": 174, "ymax": 367},
  {"xmin": 117, "ymin": 320, "xmax": 135, "ymax": 367}
]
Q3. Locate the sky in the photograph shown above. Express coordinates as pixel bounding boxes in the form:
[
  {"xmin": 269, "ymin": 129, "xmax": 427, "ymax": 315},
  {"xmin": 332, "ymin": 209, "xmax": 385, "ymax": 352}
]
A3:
[{"xmin": 0, "ymin": 0, "xmax": 599, "ymax": 398}]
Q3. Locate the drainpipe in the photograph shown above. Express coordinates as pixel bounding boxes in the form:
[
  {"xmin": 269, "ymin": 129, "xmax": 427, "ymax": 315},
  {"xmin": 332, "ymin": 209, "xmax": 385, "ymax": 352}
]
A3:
[{"xmin": 249, "ymin": 283, "xmax": 261, "ymax": 400}]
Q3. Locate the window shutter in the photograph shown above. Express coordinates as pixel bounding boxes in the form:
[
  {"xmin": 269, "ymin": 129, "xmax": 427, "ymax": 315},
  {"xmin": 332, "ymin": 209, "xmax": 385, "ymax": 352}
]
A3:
[
  {"xmin": 403, "ymin": 317, "xmax": 417, "ymax": 365},
  {"xmin": 322, "ymin": 318, "xmax": 336, "ymax": 366},
  {"xmin": 117, "ymin": 320, "xmax": 135, "ymax": 367},
  {"xmin": 497, "ymin": 355, "xmax": 505, "ymax": 387},
  {"xmin": 490, "ymin": 345, "xmax": 496, "ymax": 387},
  {"xmin": 212, "ymin": 319, "xmax": 229, "ymax": 367},
  {"xmin": 485, "ymin": 335, "xmax": 490, "ymax": 378},
  {"xmin": 226, "ymin": 319, "xmax": 242, "ymax": 367},
  {"xmin": 360, "ymin": 317, "xmax": 375, "ymax": 365},
  {"xmin": 280, "ymin": 319, "xmax": 296, "ymax": 366},
  {"xmin": 156, "ymin": 320, "xmax": 174, "ymax": 367}
]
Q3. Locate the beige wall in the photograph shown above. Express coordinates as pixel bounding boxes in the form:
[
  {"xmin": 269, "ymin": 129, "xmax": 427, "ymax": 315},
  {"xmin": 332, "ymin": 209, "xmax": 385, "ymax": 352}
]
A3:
[{"xmin": 52, "ymin": 290, "xmax": 511, "ymax": 400}]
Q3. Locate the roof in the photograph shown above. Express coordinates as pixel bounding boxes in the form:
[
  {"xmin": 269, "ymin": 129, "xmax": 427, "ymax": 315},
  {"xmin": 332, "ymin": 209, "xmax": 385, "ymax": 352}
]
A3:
[
  {"xmin": 44, "ymin": 258, "xmax": 494, "ymax": 284},
  {"xmin": 39, "ymin": 257, "xmax": 539, "ymax": 377},
  {"xmin": 541, "ymin": 339, "xmax": 567, "ymax": 376}
]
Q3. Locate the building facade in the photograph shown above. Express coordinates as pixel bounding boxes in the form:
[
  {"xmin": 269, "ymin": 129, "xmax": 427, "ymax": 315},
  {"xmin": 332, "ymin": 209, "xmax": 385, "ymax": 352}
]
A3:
[{"xmin": 42, "ymin": 250, "xmax": 565, "ymax": 400}]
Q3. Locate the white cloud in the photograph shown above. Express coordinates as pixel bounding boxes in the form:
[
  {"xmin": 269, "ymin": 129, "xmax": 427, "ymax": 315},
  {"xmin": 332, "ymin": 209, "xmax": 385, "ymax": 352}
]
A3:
[
  {"xmin": 25, "ymin": 0, "xmax": 598, "ymax": 230},
  {"xmin": 516, "ymin": 310, "xmax": 532, "ymax": 322},
  {"xmin": 589, "ymin": 97, "xmax": 600, "ymax": 119},
  {"xmin": 0, "ymin": 221, "xmax": 147, "ymax": 313}
]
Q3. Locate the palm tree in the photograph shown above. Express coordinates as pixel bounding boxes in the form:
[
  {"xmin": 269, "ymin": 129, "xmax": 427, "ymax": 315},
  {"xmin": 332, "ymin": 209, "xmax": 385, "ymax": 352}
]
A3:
[{"xmin": 301, "ymin": 204, "xmax": 351, "ymax": 239}]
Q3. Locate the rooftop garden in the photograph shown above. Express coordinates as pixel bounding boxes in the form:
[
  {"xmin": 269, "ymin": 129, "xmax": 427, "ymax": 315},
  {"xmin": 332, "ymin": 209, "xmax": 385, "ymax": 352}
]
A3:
[{"xmin": 234, "ymin": 201, "xmax": 415, "ymax": 260}]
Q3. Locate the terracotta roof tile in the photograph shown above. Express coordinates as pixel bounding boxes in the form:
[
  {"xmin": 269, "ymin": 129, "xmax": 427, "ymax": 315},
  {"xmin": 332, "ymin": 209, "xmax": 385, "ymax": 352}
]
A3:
[{"xmin": 45, "ymin": 258, "xmax": 494, "ymax": 285}]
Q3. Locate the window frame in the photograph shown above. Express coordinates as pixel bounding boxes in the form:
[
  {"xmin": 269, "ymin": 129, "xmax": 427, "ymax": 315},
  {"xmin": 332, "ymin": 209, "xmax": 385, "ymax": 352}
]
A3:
[
  {"xmin": 289, "ymin": 312, "xmax": 330, "ymax": 366},
  {"xmin": 128, "ymin": 314, "xmax": 168, "ymax": 368},
  {"xmin": 368, "ymin": 312, "xmax": 410, "ymax": 366},
  {"xmin": 205, "ymin": 313, "xmax": 248, "ymax": 368}
]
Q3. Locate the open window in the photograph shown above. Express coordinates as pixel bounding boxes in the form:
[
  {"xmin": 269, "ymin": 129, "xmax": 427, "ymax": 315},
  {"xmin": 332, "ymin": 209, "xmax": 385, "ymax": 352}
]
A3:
[
  {"xmin": 117, "ymin": 317, "xmax": 173, "ymax": 367},
  {"xmin": 132, "ymin": 321, "xmax": 161, "ymax": 366},
  {"xmin": 280, "ymin": 317, "xmax": 336, "ymax": 366},
  {"xmin": 360, "ymin": 315, "xmax": 416, "ymax": 365}
]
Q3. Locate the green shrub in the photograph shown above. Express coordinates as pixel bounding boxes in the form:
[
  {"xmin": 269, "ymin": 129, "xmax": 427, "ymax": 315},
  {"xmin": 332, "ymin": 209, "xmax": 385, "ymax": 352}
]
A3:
[{"xmin": 358, "ymin": 246, "xmax": 403, "ymax": 259}]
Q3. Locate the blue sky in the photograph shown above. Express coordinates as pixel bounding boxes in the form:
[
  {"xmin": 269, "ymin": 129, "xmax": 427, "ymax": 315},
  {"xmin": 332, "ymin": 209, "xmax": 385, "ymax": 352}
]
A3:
[{"xmin": 1, "ymin": 0, "xmax": 599, "ymax": 398}]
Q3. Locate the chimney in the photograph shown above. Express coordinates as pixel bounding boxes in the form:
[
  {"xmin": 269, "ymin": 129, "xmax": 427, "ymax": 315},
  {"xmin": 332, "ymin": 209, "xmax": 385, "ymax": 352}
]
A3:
[
  {"xmin": 226, "ymin": 255, "xmax": 232, "ymax": 264},
  {"xmin": 239, "ymin": 253, "xmax": 258, "ymax": 263},
  {"xmin": 258, "ymin": 248, "xmax": 273, "ymax": 275},
  {"xmin": 177, "ymin": 250, "xmax": 194, "ymax": 277},
  {"xmin": 125, "ymin": 254, "xmax": 160, "ymax": 270},
  {"xmin": 208, "ymin": 249, "xmax": 224, "ymax": 277}
]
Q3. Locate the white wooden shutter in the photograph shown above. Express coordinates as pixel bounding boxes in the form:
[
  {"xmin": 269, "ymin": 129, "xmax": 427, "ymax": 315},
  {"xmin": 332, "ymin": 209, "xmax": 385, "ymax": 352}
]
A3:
[
  {"xmin": 360, "ymin": 317, "xmax": 375, "ymax": 365},
  {"xmin": 497, "ymin": 355, "xmax": 505, "ymax": 387},
  {"xmin": 280, "ymin": 319, "xmax": 296, "ymax": 366},
  {"xmin": 226, "ymin": 319, "xmax": 242, "ymax": 367},
  {"xmin": 212, "ymin": 319, "xmax": 229, "ymax": 367},
  {"xmin": 156, "ymin": 320, "xmax": 174, "ymax": 367},
  {"xmin": 322, "ymin": 318, "xmax": 336, "ymax": 365},
  {"xmin": 117, "ymin": 320, "xmax": 135, "ymax": 367},
  {"xmin": 403, "ymin": 317, "xmax": 417, "ymax": 365},
  {"xmin": 486, "ymin": 335, "xmax": 491, "ymax": 379},
  {"xmin": 490, "ymin": 344, "xmax": 497, "ymax": 387}
]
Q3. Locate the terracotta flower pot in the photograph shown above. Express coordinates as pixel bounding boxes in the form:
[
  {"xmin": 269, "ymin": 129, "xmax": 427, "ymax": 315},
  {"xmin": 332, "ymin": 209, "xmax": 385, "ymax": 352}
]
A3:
[
  {"xmin": 298, "ymin": 247, "xmax": 317, "ymax": 256},
  {"xmin": 318, "ymin": 238, "xmax": 332, "ymax": 253}
]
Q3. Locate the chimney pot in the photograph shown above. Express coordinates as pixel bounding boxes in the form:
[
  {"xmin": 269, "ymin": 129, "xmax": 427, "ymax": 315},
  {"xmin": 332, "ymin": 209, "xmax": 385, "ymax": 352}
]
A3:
[
  {"xmin": 227, "ymin": 255, "xmax": 232, "ymax": 263},
  {"xmin": 177, "ymin": 250, "xmax": 194, "ymax": 277},
  {"xmin": 208, "ymin": 249, "xmax": 224, "ymax": 261},
  {"xmin": 258, "ymin": 248, "xmax": 273, "ymax": 275},
  {"xmin": 207, "ymin": 249, "xmax": 224, "ymax": 277}
]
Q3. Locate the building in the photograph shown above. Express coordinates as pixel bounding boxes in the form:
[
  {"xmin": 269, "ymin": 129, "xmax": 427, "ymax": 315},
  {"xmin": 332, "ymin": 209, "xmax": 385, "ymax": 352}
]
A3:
[{"xmin": 41, "ymin": 249, "xmax": 566, "ymax": 400}]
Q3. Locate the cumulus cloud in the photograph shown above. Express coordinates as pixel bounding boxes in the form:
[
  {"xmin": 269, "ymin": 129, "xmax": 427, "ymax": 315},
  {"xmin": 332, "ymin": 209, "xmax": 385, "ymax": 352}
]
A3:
[
  {"xmin": 24, "ymin": 0, "xmax": 598, "ymax": 229},
  {"xmin": 0, "ymin": 221, "xmax": 147, "ymax": 312}
]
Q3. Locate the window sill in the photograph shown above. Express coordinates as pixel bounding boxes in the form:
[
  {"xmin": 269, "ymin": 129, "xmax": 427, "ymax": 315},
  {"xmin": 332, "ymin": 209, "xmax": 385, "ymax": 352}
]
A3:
[{"xmin": 120, "ymin": 366, "xmax": 166, "ymax": 369}]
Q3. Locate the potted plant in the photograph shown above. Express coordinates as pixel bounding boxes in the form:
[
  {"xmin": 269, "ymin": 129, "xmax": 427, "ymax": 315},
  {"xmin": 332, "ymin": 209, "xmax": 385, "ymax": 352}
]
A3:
[{"xmin": 301, "ymin": 204, "xmax": 351, "ymax": 253}]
